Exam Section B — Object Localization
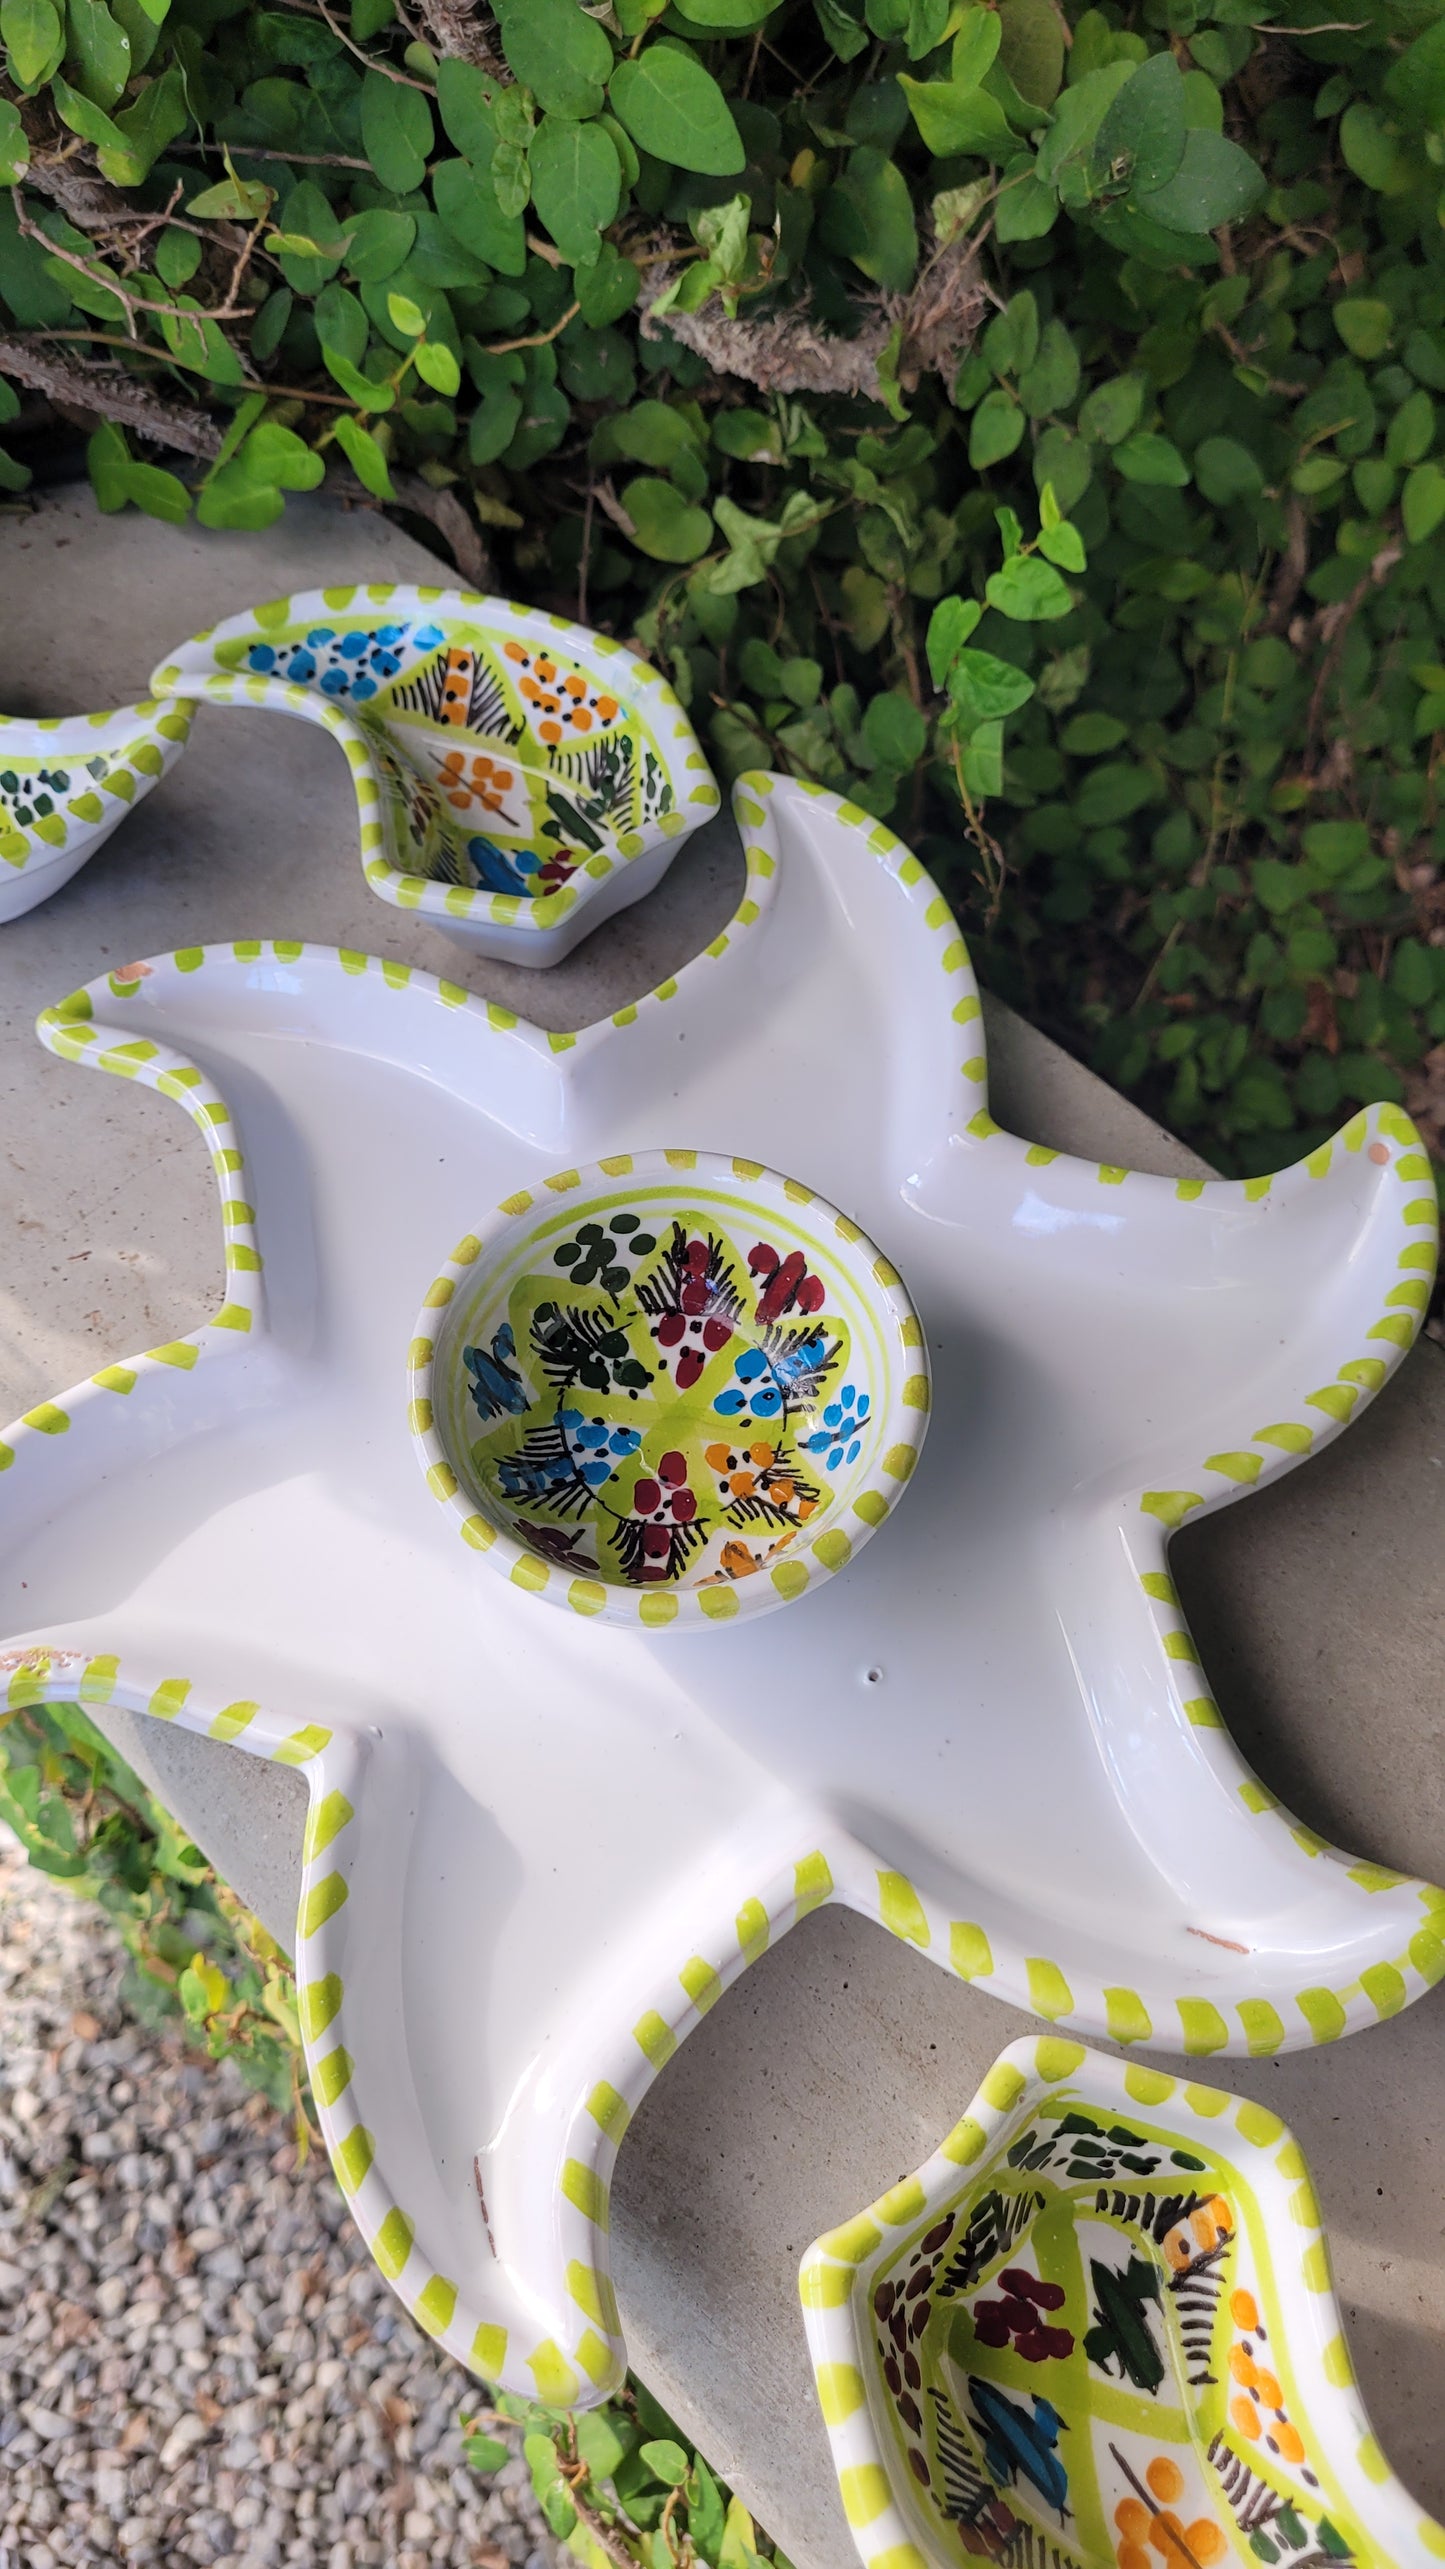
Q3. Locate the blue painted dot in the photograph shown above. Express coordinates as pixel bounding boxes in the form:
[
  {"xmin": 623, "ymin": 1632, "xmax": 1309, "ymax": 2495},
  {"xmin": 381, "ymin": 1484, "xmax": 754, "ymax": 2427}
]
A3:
[
  {"xmin": 856, "ymin": 1393, "xmax": 870, "ymax": 1420},
  {"xmin": 846, "ymin": 1437, "xmax": 860, "ymax": 1464},
  {"xmin": 340, "ymin": 631, "xmax": 368, "ymax": 658},
  {"xmin": 415, "ymin": 623, "xmax": 445, "ymax": 650},
  {"xmin": 352, "ymin": 676, "xmax": 377, "ymax": 700},
  {"xmin": 288, "ymin": 652, "xmax": 316, "ymax": 682},
  {"xmin": 247, "ymin": 645, "xmax": 276, "ymax": 672},
  {"xmin": 305, "ymin": 627, "xmax": 335, "ymax": 647},
  {"xmin": 752, "ymin": 1385, "xmax": 782, "ymax": 1418},
  {"xmin": 736, "ymin": 1348, "xmax": 768, "ymax": 1381},
  {"xmin": 377, "ymin": 623, "xmax": 406, "ymax": 644},
  {"xmin": 714, "ymin": 1390, "xmax": 745, "ymax": 1416},
  {"xmin": 823, "ymin": 1401, "xmax": 842, "ymax": 1428},
  {"xmin": 321, "ymin": 669, "xmax": 349, "ymax": 696}
]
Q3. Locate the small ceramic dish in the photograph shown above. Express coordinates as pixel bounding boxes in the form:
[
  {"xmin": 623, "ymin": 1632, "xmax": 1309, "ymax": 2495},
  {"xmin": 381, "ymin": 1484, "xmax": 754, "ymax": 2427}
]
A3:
[
  {"xmin": 0, "ymin": 698, "xmax": 192, "ymax": 923},
  {"xmin": 801, "ymin": 2036, "xmax": 1442, "ymax": 2569},
  {"xmin": 408, "ymin": 1149, "xmax": 931, "ymax": 1625},
  {"xmin": 151, "ymin": 585, "xmax": 720, "ymax": 963}
]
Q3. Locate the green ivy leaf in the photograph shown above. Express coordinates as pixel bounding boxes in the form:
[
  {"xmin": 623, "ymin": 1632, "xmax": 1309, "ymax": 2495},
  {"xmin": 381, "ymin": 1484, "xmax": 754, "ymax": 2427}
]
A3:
[
  {"xmin": 995, "ymin": 0, "xmax": 1063, "ymax": 109},
  {"xmin": 361, "ymin": 69, "xmax": 433, "ymax": 194},
  {"xmin": 529, "ymin": 113, "xmax": 621, "ymax": 264},
  {"xmin": 1333, "ymin": 297, "xmax": 1392, "ymax": 363},
  {"xmin": 950, "ymin": 4, "xmax": 1000, "ymax": 86},
  {"xmin": 820, "ymin": 145, "xmax": 917, "ymax": 291},
  {"xmin": 431, "ymin": 160, "xmax": 524, "ymax": 272},
  {"xmin": 0, "ymin": 95, "xmax": 28, "ymax": 179},
  {"xmin": 1092, "ymin": 48, "xmax": 1186, "ymax": 198},
  {"xmin": 1077, "ymin": 373, "xmax": 1143, "ymax": 444},
  {"xmin": 1403, "ymin": 461, "xmax": 1445, "ymax": 547},
  {"xmin": 897, "ymin": 74, "xmax": 1013, "ymax": 158},
  {"xmin": 943, "ymin": 647, "xmax": 1035, "ymax": 727},
  {"xmin": 985, "ymin": 553, "xmax": 1073, "ymax": 619},
  {"xmin": 463, "ymin": 2431, "xmax": 511, "ymax": 2474},
  {"xmin": 863, "ymin": 689, "xmax": 927, "ymax": 768},
  {"xmin": 332, "ymin": 409, "xmax": 396, "ymax": 498},
  {"xmin": 1192, "ymin": 434, "xmax": 1262, "ymax": 504},
  {"xmin": 498, "ymin": 0, "xmax": 612, "ymax": 120},
  {"xmin": 2, "ymin": 0, "xmax": 62, "ymax": 87},
  {"xmin": 321, "ymin": 343, "xmax": 396, "ymax": 408},
  {"xmin": 96, "ymin": 61, "xmax": 189, "ymax": 185},
  {"xmin": 926, "ymin": 592, "xmax": 981, "ymax": 684},
  {"xmin": 65, "ymin": 0, "xmax": 131, "ymax": 110},
  {"xmin": 640, "ymin": 2439, "xmax": 692, "ymax": 2487},
  {"xmin": 969, "ymin": 388, "xmax": 1025, "ymax": 469},
  {"xmin": 621, "ymin": 472, "xmax": 713, "ymax": 560},
  {"xmin": 576, "ymin": 242, "xmax": 639, "ymax": 324},
  {"xmin": 414, "ymin": 335, "xmax": 461, "ymax": 393},
  {"xmin": 609, "ymin": 42, "xmax": 745, "ymax": 175},
  {"xmin": 1113, "ymin": 430, "xmax": 1189, "ymax": 485},
  {"xmin": 1135, "ymin": 125, "xmax": 1264, "ymax": 232}
]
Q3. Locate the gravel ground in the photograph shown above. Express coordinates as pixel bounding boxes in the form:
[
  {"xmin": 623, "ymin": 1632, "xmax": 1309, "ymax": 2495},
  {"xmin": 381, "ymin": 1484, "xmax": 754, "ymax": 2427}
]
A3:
[{"xmin": 0, "ymin": 1827, "xmax": 562, "ymax": 2569}]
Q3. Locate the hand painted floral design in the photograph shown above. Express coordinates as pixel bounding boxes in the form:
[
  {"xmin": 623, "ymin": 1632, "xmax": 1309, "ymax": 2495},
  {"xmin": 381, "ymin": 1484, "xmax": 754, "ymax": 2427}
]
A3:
[
  {"xmin": 1113, "ymin": 2457, "xmax": 1229, "ymax": 2569},
  {"xmin": 805, "ymin": 1381, "xmax": 870, "ymax": 1471},
  {"xmin": 245, "ymin": 620, "xmax": 424, "ymax": 699},
  {"xmin": 451, "ymin": 1187, "xmax": 889, "ymax": 1593},
  {"xmin": 439, "ymin": 747, "xmax": 516, "ymax": 817}
]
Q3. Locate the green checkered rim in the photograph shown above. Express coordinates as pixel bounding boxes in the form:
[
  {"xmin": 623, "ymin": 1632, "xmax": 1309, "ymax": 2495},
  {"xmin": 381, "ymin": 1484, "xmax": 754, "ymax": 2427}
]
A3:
[
  {"xmin": 149, "ymin": 583, "xmax": 719, "ymax": 936},
  {"xmin": 0, "ymin": 698, "xmax": 192, "ymax": 878},
  {"xmin": 798, "ymin": 2035, "xmax": 1445, "ymax": 2569},
  {"xmin": 406, "ymin": 1151, "xmax": 931, "ymax": 1628}
]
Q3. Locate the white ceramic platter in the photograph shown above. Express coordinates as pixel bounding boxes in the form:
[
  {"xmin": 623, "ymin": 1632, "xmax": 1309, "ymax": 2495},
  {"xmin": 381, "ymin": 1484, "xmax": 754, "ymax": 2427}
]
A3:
[{"xmin": 2, "ymin": 774, "xmax": 1440, "ymax": 2411}]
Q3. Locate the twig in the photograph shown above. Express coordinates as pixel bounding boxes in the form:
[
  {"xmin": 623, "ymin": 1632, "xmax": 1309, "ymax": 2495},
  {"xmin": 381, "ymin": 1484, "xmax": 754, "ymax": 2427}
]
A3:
[
  {"xmin": 478, "ymin": 301, "xmax": 579, "ymax": 355},
  {"xmin": 10, "ymin": 187, "xmax": 256, "ymax": 332},
  {"xmin": 578, "ymin": 478, "xmax": 594, "ymax": 626},
  {"xmin": 1306, "ymin": 540, "xmax": 1403, "ymax": 754},
  {"xmin": 169, "ymin": 142, "xmax": 375, "ymax": 170},
  {"xmin": 1249, "ymin": 16, "xmax": 1366, "ymax": 28},
  {"xmin": 1266, "ymin": 493, "xmax": 1309, "ymax": 634},
  {"xmin": 0, "ymin": 333, "xmax": 224, "ymax": 455}
]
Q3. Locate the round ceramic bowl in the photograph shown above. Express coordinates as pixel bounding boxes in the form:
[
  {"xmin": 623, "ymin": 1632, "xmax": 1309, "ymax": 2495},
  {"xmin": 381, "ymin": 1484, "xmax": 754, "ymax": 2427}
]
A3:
[
  {"xmin": 408, "ymin": 1151, "xmax": 931, "ymax": 1627},
  {"xmin": 151, "ymin": 586, "xmax": 720, "ymax": 964},
  {"xmin": 0, "ymin": 698, "xmax": 192, "ymax": 924}
]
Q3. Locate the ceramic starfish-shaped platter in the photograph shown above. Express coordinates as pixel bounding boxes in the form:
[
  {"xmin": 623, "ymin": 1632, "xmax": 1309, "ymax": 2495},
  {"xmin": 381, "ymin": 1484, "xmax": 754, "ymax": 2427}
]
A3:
[{"xmin": 2, "ymin": 774, "xmax": 1440, "ymax": 2412}]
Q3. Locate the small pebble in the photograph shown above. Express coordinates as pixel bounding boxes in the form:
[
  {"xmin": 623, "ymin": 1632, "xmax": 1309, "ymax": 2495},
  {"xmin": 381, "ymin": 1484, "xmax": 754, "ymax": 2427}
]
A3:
[{"xmin": 0, "ymin": 1827, "xmax": 565, "ymax": 2569}]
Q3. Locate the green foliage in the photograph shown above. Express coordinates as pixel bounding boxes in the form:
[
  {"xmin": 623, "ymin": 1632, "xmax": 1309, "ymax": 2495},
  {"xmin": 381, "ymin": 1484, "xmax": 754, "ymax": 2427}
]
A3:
[
  {"xmin": 462, "ymin": 2378, "xmax": 791, "ymax": 2569},
  {"xmin": 0, "ymin": 1696, "xmax": 313, "ymax": 2135},
  {"xmin": 1, "ymin": 0, "xmax": 1445, "ymax": 1188}
]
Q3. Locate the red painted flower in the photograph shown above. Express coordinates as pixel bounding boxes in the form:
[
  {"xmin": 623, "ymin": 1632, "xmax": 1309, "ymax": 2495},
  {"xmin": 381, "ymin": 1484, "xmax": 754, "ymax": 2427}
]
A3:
[
  {"xmin": 749, "ymin": 1242, "xmax": 825, "ymax": 1323},
  {"xmin": 972, "ymin": 2267, "xmax": 1072, "ymax": 2364}
]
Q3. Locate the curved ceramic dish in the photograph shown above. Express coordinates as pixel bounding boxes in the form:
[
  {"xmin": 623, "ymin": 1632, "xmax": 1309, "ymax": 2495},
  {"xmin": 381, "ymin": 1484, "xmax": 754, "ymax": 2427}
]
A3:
[
  {"xmin": 800, "ymin": 2035, "xmax": 1443, "ymax": 2569},
  {"xmin": 409, "ymin": 1151, "xmax": 930, "ymax": 1626},
  {"xmin": 1, "ymin": 773, "xmax": 1439, "ymax": 2412},
  {"xmin": 150, "ymin": 585, "xmax": 720, "ymax": 963},
  {"xmin": 0, "ymin": 699, "xmax": 192, "ymax": 923}
]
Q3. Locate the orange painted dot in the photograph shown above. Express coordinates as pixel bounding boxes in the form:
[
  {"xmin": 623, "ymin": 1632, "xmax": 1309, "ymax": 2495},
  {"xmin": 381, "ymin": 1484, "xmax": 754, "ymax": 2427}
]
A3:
[
  {"xmin": 571, "ymin": 708, "xmax": 593, "ymax": 734},
  {"xmin": 565, "ymin": 673, "xmax": 587, "ymax": 697},
  {"xmin": 597, "ymin": 694, "xmax": 619, "ymax": 721},
  {"xmin": 1369, "ymin": 1140, "xmax": 1390, "ymax": 1163},
  {"xmin": 1115, "ymin": 2502, "xmax": 1151, "ymax": 2542},
  {"xmin": 1255, "ymin": 2368, "xmax": 1283, "ymax": 2409},
  {"xmin": 1273, "ymin": 2422, "xmax": 1305, "ymax": 2465},
  {"xmin": 1188, "ymin": 2524, "xmax": 1227, "ymax": 2565},
  {"xmin": 1230, "ymin": 2288, "xmax": 1259, "ymax": 2331},
  {"xmin": 1149, "ymin": 2512, "xmax": 1195, "ymax": 2562},
  {"xmin": 1119, "ymin": 2544, "xmax": 1151, "ymax": 2569},
  {"xmin": 1146, "ymin": 2462, "xmax": 1185, "ymax": 2506},
  {"xmin": 1229, "ymin": 2345, "xmax": 1258, "ymax": 2389},
  {"xmin": 1231, "ymin": 2395, "xmax": 1262, "ymax": 2443},
  {"xmin": 504, "ymin": 640, "xmax": 526, "ymax": 662},
  {"xmin": 539, "ymin": 722, "xmax": 562, "ymax": 746}
]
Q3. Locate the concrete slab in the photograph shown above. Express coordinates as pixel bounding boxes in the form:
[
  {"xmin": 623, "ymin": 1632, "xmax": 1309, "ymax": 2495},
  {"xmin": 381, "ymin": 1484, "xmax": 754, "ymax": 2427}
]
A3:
[{"xmin": 3, "ymin": 490, "xmax": 1442, "ymax": 2555}]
